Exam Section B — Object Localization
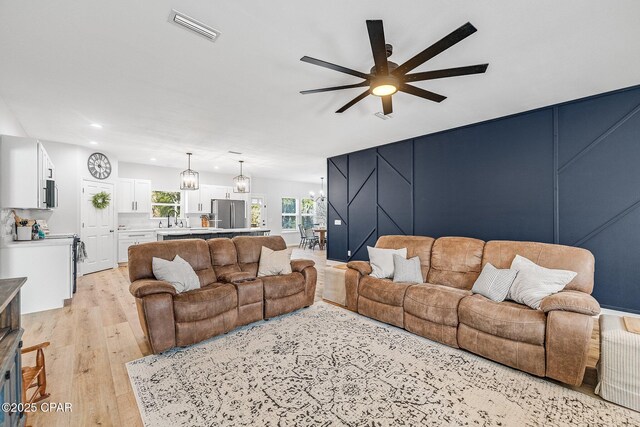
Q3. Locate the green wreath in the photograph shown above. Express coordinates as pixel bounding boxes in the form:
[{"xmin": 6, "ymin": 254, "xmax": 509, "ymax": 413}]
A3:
[{"xmin": 92, "ymin": 191, "xmax": 111, "ymax": 209}]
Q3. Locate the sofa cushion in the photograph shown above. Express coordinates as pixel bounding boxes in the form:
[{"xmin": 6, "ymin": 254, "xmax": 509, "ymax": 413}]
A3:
[
  {"xmin": 471, "ymin": 262, "xmax": 518, "ymax": 302},
  {"xmin": 376, "ymin": 235, "xmax": 434, "ymax": 281},
  {"xmin": 367, "ymin": 246, "xmax": 407, "ymax": 279},
  {"xmin": 129, "ymin": 239, "xmax": 217, "ymax": 286},
  {"xmin": 262, "ymin": 273, "xmax": 305, "ymax": 299},
  {"xmin": 482, "ymin": 240, "xmax": 594, "ymax": 294},
  {"xmin": 393, "ymin": 255, "xmax": 423, "ymax": 284},
  {"xmin": 359, "ymin": 275, "xmax": 412, "ymax": 307},
  {"xmin": 173, "ymin": 283, "xmax": 237, "ymax": 323},
  {"xmin": 508, "ymin": 255, "xmax": 577, "ymax": 309},
  {"xmin": 258, "ymin": 246, "xmax": 293, "ymax": 276},
  {"xmin": 427, "ymin": 237, "xmax": 485, "ymax": 291},
  {"xmin": 208, "ymin": 238, "xmax": 241, "ymax": 278},
  {"xmin": 458, "ymin": 294, "xmax": 547, "ymax": 346},
  {"xmin": 404, "ymin": 283, "xmax": 471, "ymax": 327},
  {"xmin": 152, "ymin": 255, "xmax": 201, "ymax": 293}
]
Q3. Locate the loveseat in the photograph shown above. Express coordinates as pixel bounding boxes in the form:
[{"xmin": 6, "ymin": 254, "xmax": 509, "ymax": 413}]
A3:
[
  {"xmin": 128, "ymin": 236, "xmax": 316, "ymax": 353},
  {"xmin": 345, "ymin": 235, "xmax": 600, "ymax": 386}
]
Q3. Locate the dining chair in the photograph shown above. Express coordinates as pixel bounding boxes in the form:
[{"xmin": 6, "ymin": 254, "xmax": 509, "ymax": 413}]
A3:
[{"xmin": 298, "ymin": 224, "xmax": 307, "ymax": 248}]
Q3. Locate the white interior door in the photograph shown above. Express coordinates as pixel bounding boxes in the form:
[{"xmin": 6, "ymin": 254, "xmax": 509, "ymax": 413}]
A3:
[
  {"xmin": 82, "ymin": 180, "xmax": 115, "ymax": 274},
  {"xmin": 251, "ymin": 195, "xmax": 267, "ymax": 228}
]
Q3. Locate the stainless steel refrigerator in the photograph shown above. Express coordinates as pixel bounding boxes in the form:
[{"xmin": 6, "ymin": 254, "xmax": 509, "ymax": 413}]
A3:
[{"xmin": 211, "ymin": 199, "xmax": 246, "ymax": 229}]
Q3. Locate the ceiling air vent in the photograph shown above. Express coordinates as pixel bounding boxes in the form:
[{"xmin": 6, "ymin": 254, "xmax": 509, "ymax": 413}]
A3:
[
  {"xmin": 228, "ymin": 150, "xmax": 242, "ymax": 155},
  {"xmin": 168, "ymin": 10, "xmax": 220, "ymax": 42},
  {"xmin": 374, "ymin": 112, "xmax": 393, "ymax": 120}
]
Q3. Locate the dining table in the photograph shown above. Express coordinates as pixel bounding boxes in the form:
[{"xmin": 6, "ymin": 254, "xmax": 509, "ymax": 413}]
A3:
[{"xmin": 313, "ymin": 227, "xmax": 327, "ymax": 250}]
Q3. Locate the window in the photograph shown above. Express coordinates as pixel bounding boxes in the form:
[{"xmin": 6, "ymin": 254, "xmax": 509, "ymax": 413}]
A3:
[
  {"xmin": 300, "ymin": 197, "xmax": 315, "ymax": 230},
  {"xmin": 281, "ymin": 197, "xmax": 297, "ymax": 231},
  {"xmin": 251, "ymin": 197, "xmax": 263, "ymax": 227},
  {"xmin": 151, "ymin": 190, "xmax": 181, "ymax": 218}
]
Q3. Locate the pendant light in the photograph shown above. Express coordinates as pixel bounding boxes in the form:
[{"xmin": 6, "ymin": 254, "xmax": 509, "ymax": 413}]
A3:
[
  {"xmin": 310, "ymin": 177, "xmax": 326, "ymax": 202},
  {"xmin": 233, "ymin": 160, "xmax": 250, "ymax": 193},
  {"xmin": 180, "ymin": 152, "xmax": 199, "ymax": 190}
]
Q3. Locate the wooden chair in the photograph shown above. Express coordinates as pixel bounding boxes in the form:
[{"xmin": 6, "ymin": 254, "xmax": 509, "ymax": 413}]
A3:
[{"xmin": 21, "ymin": 342, "xmax": 50, "ymax": 406}]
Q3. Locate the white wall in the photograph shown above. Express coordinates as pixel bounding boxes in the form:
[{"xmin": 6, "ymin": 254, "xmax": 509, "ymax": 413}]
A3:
[{"xmin": 0, "ymin": 95, "xmax": 27, "ymax": 137}]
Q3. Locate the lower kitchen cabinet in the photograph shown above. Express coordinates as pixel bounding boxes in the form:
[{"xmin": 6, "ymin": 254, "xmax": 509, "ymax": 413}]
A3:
[{"xmin": 117, "ymin": 231, "xmax": 156, "ymax": 263}]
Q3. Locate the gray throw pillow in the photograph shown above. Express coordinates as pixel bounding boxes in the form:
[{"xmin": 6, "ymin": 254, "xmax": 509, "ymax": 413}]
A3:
[
  {"xmin": 152, "ymin": 255, "xmax": 201, "ymax": 293},
  {"xmin": 471, "ymin": 263, "xmax": 518, "ymax": 302},
  {"xmin": 392, "ymin": 254, "xmax": 423, "ymax": 284}
]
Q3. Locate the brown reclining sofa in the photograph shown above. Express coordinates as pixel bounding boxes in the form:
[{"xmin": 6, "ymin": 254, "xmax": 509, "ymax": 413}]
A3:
[
  {"xmin": 346, "ymin": 235, "xmax": 600, "ymax": 386},
  {"xmin": 128, "ymin": 235, "xmax": 316, "ymax": 353}
]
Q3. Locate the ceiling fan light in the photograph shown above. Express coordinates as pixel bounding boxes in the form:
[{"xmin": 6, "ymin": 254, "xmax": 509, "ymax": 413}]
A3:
[{"xmin": 371, "ymin": 76, "xmax": 399, "ymax": 97}]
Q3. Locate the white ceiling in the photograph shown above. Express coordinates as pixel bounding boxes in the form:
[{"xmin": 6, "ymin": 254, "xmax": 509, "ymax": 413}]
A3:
[{"xmin": 1, "ymin": 1, "xmax": 639, "ymax": 182}]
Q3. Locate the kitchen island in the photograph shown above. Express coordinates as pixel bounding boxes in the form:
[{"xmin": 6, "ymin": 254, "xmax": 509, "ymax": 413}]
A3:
[{"xmin": 156, "ymin": 228, "xmax": 270, "ymax": 241}]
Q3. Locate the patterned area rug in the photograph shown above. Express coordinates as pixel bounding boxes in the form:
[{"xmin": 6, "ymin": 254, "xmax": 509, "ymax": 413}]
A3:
[{"xmin": 127, "ymin": 302, "xmax": 640, "ymax": 426}]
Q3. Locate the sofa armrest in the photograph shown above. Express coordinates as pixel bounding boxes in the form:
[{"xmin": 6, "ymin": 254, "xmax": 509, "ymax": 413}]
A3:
[
  {"xmin": 129, "ymin": 279, "xmax": 177, "ymax": 298},
  {"xmin": 540, "ymin": 290, "xmax": 600, "ymax": 316},
  {"xmin": 347, "ymin": 261, "xmax": 372, "ymax": 276},
  {"xmin": 291, "ymin": 259, "xmax": 315, "ymax": 272},
  {"xmin": 218, "ymin": 271, "xmax": 255, "ymax": 284}
]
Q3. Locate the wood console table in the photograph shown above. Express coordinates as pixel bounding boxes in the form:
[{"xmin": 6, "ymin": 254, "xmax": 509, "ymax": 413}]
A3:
[{"xmin": 0, "ymin": 277, "xmax": 26, "ymax": 427}]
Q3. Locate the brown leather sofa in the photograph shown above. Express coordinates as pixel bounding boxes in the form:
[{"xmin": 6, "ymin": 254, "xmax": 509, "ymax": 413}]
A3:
[
  {"xmin": 346, "ymin": 235, "xmax": 600, "ymax": 386},
  {"xmin": 128, "ymin": 236, "xmax": 316, "ymax": 353}
]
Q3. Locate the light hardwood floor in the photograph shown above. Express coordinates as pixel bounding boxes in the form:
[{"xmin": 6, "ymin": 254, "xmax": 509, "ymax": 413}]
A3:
[{"xmin": 20, "ymin": 248, "xmax": 599, "ymax": 426}]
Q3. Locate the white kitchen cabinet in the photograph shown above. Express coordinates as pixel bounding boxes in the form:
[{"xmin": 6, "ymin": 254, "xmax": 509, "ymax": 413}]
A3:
[
  {"xmin": 117, "ymin": 231, "xmax": 156, "ymax": 263},
  {"xmin": 0, "ymin": 239, "xmax": 73, "ymax": 314},
  {"xmin": 187, "ymin": 184, "xmax": 232, "ymax": 214},
  {"xmin": 0, "ymin": 136, "xmax": 55, "ymax": 209},
  {"xmin": 117, "ymin": 179, "xmax": 151, "ymax": 213}
]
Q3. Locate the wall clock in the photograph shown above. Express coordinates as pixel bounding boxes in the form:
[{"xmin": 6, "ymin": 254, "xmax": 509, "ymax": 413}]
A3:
[{"xmin": 87, "ymin": 152, "xmax": 112, "ymax": 180}]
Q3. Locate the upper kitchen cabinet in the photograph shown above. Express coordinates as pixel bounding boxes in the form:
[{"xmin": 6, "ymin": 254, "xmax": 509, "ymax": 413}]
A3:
[
  {"xmin": 0, "ymin": 136, "xmax": 56, "ymax": 209},
  {"xmin": 186, "ymin": 184, "xmax": 232, "ymax": 213},
  {"xmin": 117, "ymin": 179, "xmax": 151, "ymax": 213}
]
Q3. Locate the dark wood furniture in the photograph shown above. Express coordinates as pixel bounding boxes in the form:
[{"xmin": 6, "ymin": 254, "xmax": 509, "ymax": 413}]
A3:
[
  {"xmin": 0, "ymin": 277, "xmax": 26, "ymax": 427},
  {"xmin": 313, "ymin": 228, "xmax": 327, "ymax": 250}
]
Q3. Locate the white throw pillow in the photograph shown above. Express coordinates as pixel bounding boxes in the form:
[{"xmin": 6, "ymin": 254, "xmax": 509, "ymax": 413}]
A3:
[
  {"xmin": 152, "ymin": 255, "xmax": 201, "ymax": 293},
  {"xmin": 471, "ymin": 263, "xmax": 518, "ymax": 302},
  {"xmin": 508, "ymin": 255, "xmax": 577, "ymax": 309},
  {"xmin": 367, "ymin": 246, "xmax": 407, "ymax": 279},
  {"xmin": 258, "ymin": 246, "xmax": 293, "ymax": 276}
]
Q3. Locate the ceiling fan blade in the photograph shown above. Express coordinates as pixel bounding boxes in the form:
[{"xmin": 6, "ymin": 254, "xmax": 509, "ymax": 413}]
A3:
[
  {"xmin": 300, "ymin": 81, "xmax": 369, "ymax": 94},
  {"xmin": 393, "ymin": 22, "xmax": 478, "ymax": 76},
  {"xmin": 366, "ymin": 20, "xmax": 389, "ymax": 76},
  {"xmin": 382, "ymin": 95, "xmax": 393, "ymax": 115},
  {"xmin": 403, "ymin": 64, "xmax": 489, "ymax": 82},
  {"xmin": 300, "ymin": 56, "xmax": 370, "ymax": 80},
  {"xmin": 399, "ymin": 83, "xmax": 446, "ymax": 103},
  {"xmin": 336, "ymin": 90, "xmax": 370, "ymax": 113}
]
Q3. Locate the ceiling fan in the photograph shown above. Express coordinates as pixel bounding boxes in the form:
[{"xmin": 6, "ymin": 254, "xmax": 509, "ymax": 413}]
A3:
[{"xmin": 300, "ymin": 20, "xmax": 488, "ymax": 114}]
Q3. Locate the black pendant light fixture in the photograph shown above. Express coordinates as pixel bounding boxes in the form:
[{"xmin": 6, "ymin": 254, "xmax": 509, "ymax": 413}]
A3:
[
  {"xmin": 180, "ymin": 152, "xmax": 199, "ymax": 190},
  {"xmin": 233, "ymin": 160, "xmax": 250, "ymax": 193}
]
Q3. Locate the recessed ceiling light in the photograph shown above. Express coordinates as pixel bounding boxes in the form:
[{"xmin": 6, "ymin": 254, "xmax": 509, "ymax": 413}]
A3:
[
  {"xmin": 150, "ymin": 157, "xmax": 157, "ymax": 161},
  {"xmin": 89, "ymin": 141, "xmax": 98, "ymax": 145},
  {"xmin": 214, "ymin": 166, "xmax": 219, "ymax": 170},
  {"xmin": 90, "ymin": 123, "xmax": 103, "ymax": 129}
]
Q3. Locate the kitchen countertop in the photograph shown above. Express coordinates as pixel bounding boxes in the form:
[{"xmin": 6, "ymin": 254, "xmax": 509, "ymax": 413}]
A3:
[
  {"xmin": 156, "ymin": 228, "xmax": 270, "ymax": 236},
  {"xmin": 1, "ymin": 236, "xmax": 74, "ymax": 248}
]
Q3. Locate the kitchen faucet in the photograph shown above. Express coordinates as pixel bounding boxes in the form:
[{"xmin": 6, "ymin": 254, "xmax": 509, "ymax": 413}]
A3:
[{"xmin": 167, "ymin": 209, "xmax": 179, "ymax": 228}]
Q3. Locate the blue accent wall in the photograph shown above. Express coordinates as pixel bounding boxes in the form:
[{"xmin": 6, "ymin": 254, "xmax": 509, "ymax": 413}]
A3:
[{"xmin": 327, "ymin": 84, "xmax": 640, "ymax": 313}]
